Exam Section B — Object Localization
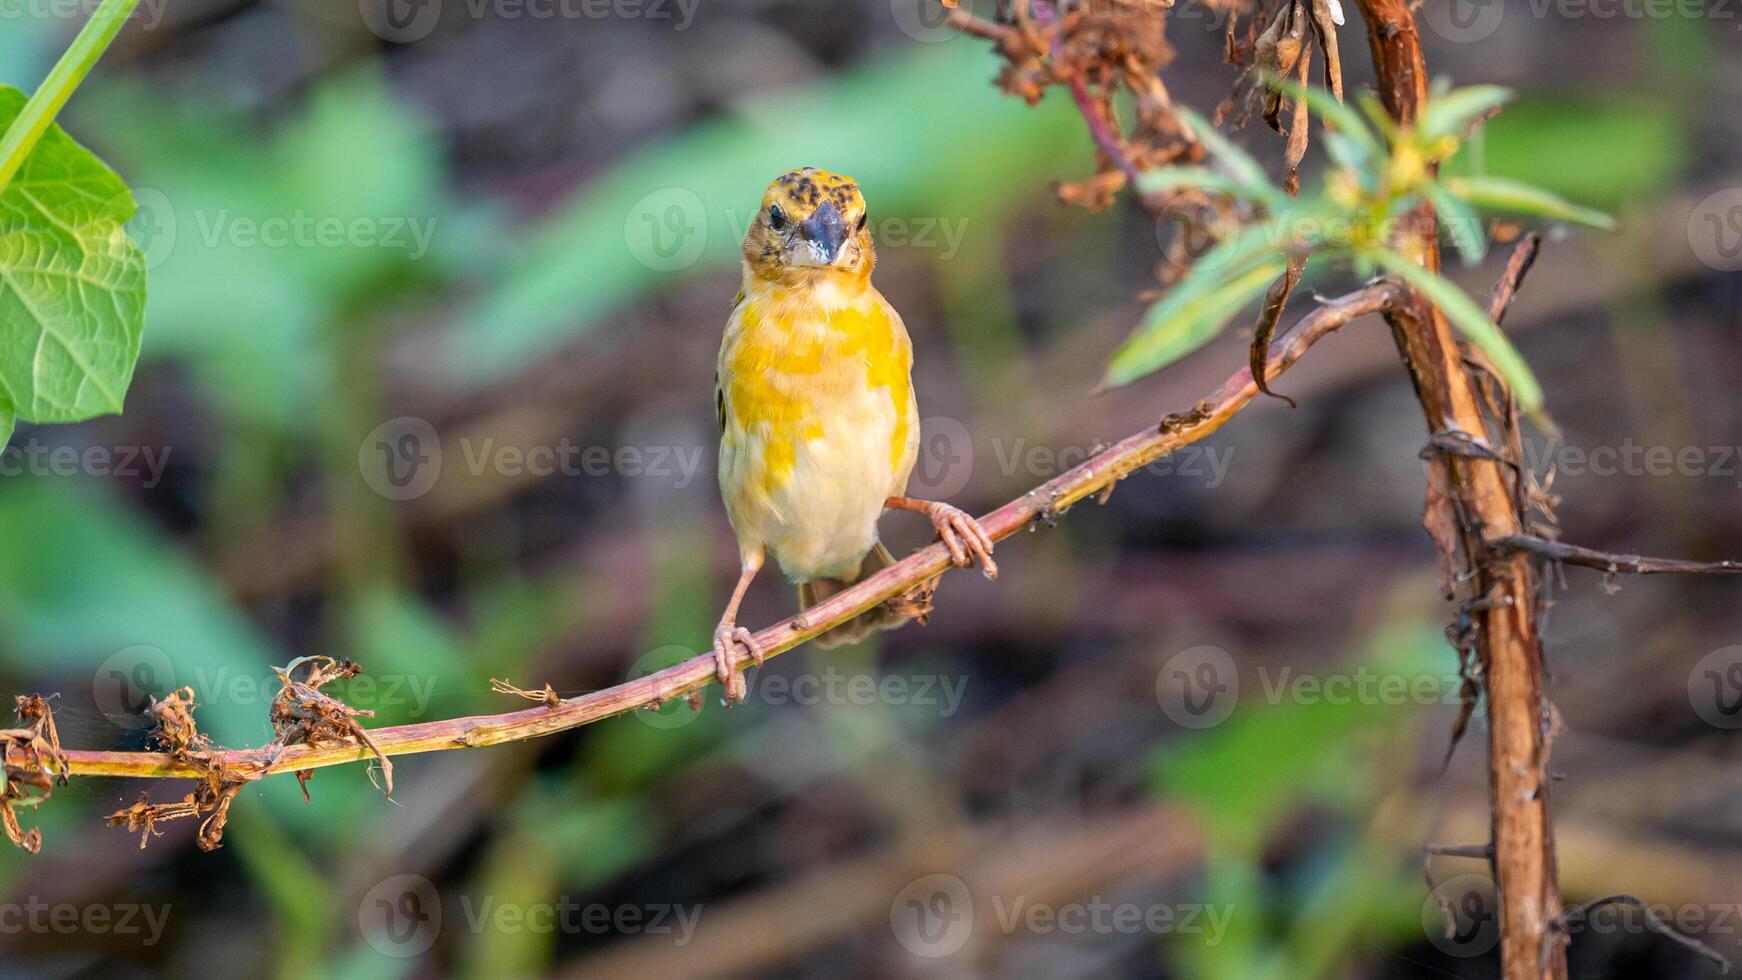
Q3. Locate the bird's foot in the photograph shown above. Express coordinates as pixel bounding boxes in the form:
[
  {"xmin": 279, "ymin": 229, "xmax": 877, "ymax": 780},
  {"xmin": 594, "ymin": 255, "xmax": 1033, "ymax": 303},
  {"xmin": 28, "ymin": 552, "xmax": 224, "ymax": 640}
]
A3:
[
  {"xmin": 925, "ymin": 503, "xmax": 998, "ymax": 580},
  {"xmin": 711, "ymin": 621, "xmax": 764, "ymax": 705}
]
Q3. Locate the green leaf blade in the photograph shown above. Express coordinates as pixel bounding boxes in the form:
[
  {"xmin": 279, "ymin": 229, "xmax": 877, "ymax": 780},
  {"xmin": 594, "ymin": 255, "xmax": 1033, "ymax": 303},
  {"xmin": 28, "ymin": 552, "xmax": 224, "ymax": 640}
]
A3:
[
  {"xmin": 1104, "ymin": 258, "xmax": 1288, "ymax": 388},
  {"xmin": 1418, "ymin": 85, "xmax": 1513, "ymax": 144},
  {"xmin": 1173, "ymin": 106, "xmax": 1286, "ymax": 210},
  {"xmin": 1445, "ymin": 174, "xmax": 1617, "ymax": 231},
  {"xmin": 1419, "ymin": 182, "xmax": 1488, "ymax": 266},
  {"xmin": 1366, "ymin": 248, "xmax": 1544, "ymax": 414},
  {"xmin": 0, "ymin": 85, "xmax": 145, "ymax": 422}
]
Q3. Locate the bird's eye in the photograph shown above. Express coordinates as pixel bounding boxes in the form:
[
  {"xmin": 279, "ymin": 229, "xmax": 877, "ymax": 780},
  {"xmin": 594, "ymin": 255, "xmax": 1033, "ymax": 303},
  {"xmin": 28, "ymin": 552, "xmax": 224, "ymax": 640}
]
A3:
[
  {"xmin": 856, "ymin": 213, "xmax": 867, "ymax": 230},
  {"xmin": 768, "ymin": 206, "xmax": 786, "ymax": 230}
]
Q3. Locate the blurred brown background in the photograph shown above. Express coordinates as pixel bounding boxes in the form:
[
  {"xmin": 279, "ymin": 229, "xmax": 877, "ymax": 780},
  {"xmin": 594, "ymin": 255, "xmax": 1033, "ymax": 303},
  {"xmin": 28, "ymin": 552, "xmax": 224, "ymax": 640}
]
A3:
[{"xmin": 0, "ymin": 0, "xmax": 1739, "ymax": 977}]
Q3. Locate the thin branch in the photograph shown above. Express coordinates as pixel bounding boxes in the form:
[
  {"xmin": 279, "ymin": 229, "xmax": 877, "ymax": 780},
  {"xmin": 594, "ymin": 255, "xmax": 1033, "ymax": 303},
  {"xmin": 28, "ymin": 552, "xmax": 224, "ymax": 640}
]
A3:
[
  {"xmin": 1493, "ymin": 535, "xmax": 1742, "ymax": 576},
  {"xmin": 1488, "ymin": 232, "xmax": 1543, "ymax": 326},
  {"xmin": 54, "ymin": 284, "xmax": 1403, "ymax": 783},
  {"xmin": 1559, "ymin": 895, "xmax": 1734, "ymax": 974}
]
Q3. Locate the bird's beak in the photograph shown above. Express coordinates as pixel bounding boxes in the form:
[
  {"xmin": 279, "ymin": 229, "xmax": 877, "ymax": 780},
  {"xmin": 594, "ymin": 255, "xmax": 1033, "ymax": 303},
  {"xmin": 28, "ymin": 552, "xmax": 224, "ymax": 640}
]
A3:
[{"xmin": 792, "ymin": 200, "xmax": 849, "ymax": 267}]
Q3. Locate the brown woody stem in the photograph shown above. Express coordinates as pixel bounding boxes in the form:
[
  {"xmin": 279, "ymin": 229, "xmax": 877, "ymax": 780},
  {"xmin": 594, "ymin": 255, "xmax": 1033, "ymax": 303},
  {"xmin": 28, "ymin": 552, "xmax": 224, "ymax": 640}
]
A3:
[{"xmin": 1351, "ymin": 2, "xmax": 1567, "ymax": 977}]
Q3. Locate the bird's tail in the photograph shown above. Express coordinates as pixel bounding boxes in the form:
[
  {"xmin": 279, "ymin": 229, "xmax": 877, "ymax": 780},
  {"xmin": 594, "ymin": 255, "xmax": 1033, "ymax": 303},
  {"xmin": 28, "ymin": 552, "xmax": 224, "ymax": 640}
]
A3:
[{"xmin": 799, "ymin": 541, "xmax": 924, "ymax": 649}]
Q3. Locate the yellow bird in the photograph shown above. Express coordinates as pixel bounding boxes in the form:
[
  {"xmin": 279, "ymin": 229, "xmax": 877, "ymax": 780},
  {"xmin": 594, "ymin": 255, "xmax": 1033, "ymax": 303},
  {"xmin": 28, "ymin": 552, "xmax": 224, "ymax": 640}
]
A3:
[{"xmin": 711, "ymin": 167, "xmax": 997, "ymax": 702}]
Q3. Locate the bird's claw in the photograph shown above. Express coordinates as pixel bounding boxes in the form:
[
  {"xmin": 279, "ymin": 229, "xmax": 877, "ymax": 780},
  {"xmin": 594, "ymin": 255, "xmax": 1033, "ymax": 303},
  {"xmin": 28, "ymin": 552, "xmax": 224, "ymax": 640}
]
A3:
[
  {"xmin": 712, "ymin": 623, "xmax": 763, "ymax": 705},
  {"xmin": 928, "ymin": 503, "xmax": 998, "ymax": 580}
]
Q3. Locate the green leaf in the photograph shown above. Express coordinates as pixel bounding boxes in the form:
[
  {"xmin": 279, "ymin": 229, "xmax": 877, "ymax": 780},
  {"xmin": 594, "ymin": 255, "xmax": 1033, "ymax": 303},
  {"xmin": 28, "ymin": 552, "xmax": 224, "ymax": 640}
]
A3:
[
  {"xmin": 0, "ymin": 85, "xmax": 144, "ymax": 423},
  {"xmin": 1444, "ymin": 174, "xmax": 1616, "ymax": 231},
  {"xmin": 1173, "ymin": 106, "xmax": 1285, "ymax": 210},
  {"xmin": 1104, "ymin": 258, "xmax": 1287, "ymax": 388},
  {"xmin": 1418, "ymin": 181, "xmax": 1487, "ymax": 266},
  {"xmin": 1418, "ymin": 85, "xmax": 1513, "ymax": 144},
  {"xmin": 1365, "ymin": 248, "xmax": 1543, "ymax": 414},
  {"xmin": 1356, "ymin": 92, "xmax": 1398, "ymax": 143},
  {"xmin": 1136, "ymin": 166, "xmax": 1254, "ymax": 199}
]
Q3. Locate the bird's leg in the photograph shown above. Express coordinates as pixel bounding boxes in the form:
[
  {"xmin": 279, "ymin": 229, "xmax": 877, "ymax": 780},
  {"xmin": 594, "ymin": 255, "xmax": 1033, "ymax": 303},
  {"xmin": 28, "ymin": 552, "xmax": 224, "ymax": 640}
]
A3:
[
  {"xmin": 713, "ymin": 557, "xmax": 765, "ymax": 705},
  {"xmin": 886, "ymin": 496, "xmax": 998, "ymax": 580}
]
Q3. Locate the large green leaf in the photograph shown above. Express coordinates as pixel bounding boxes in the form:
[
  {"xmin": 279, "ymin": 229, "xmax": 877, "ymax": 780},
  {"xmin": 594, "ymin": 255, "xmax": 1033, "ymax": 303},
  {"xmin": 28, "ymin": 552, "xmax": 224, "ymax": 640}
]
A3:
[
  {"xmin": 0, "ymin": 85, "xmax": 144, "ymax": 426},
  {"xmin": 1104, "ymin": 257, "xmax": 1287, "ymax": 388},
  {"xmin": 1365, "ymin": 248, "xmax": 1544, "ymax": 414}
]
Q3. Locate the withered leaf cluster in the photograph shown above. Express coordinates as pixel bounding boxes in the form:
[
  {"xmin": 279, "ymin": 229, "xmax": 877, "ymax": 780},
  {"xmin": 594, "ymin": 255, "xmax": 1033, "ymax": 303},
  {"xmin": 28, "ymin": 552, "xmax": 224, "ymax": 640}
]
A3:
[
  {"xmin": 1, "ymin": 696, "xmax": 68, "ymax": 854},
  {"xmin": 1221, "ymin": 0, "xmax": 1346, "ymax": 194},
  {"xmin": 108, "ymin": 657, "xmax": 394, "ymax": 852},
  {"xmin": 269, "ymin": 656, "xmax": 394, "ymax": 802},
  {"xmin": 107, "ymin": 687, "xmax": 259, "ymax": 851},
  {"xmin": 964, "ymin": 0, "xmax": 1199, "ymax": 211}
]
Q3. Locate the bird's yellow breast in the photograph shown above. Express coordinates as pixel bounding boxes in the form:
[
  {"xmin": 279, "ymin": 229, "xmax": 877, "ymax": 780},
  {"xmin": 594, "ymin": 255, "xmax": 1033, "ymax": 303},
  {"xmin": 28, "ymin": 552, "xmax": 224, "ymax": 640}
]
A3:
[
  {"xmin": 719, "ymin": 281, "xmax": 913, "ymax": 485},
  {"xmin": 716, "ymin": 278, "xmax": 919, "ymax": 579}
]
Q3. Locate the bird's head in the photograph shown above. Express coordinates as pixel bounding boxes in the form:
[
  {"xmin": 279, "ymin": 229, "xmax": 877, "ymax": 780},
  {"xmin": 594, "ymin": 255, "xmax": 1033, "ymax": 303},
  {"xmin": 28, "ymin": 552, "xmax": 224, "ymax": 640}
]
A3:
[{"xmin": 742, "ymin": 168, "xmax": 874, "ymax": 284}]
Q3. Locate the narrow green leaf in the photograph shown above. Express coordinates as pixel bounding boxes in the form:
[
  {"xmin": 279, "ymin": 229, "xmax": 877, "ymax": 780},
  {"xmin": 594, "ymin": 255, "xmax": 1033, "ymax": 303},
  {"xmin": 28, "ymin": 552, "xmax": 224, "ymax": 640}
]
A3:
[
  {"xmin": 1419, "ymin": 181, "xmax": 1488, "ymax": 266},
  {"xmin": 1173, "ymin": 106, "xmax": 1286, "ymax": 209},
  {"xmin": 1365, "ymin": 248, "xmax": 1543, "ymax": 413},
  {"xmin": 1418, "ymin": 85, "xmax": 1513, "ymax": 144},
  {"xmin": 1136, "ymin": 166, "xmax": 1254, "ymax": 200},
  {"xmin": 1356, "ymin": 92, "xmax": 1398, "ymax": 143},
  {"xmin": 0, "ymin": 85, "xmax": 145, "ymax": 421},
  {"xmin": 1104, "ymin": 258, "xmax": 1288, "ymax": 388},
  {"xmin": 1444, "ymin": 174, "xmax": 1617, "ymax": 231}
]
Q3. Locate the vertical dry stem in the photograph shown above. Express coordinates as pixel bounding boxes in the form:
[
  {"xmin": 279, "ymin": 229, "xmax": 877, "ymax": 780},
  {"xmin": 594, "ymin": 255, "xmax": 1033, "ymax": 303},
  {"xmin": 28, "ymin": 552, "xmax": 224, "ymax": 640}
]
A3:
[{"xmin": 1351, "ymin": 3, "xmax": 1566, "ymax": 976}]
